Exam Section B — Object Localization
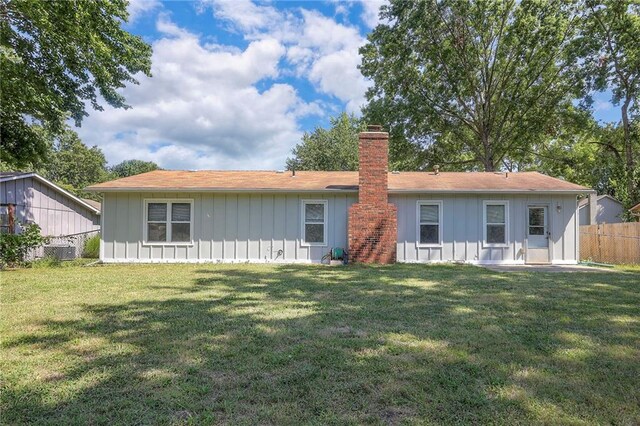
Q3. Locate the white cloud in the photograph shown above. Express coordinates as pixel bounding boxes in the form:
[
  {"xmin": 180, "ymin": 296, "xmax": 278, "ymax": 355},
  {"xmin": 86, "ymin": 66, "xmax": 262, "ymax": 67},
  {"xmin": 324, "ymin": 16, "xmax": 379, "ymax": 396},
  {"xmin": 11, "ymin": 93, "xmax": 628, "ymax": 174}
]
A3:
[
  {"xmin": 80, "ymin": 1, "xmax": 376, "ymax": 170},
  {"xmin": 205, "ymin": 0, "xmax": 281, "ymax": 33},
  {"xmin": 359, "ymin": 0, "xmax": 386, "ymax": 28},
  {"xmin": 127, "ymin": 0, "xmax": 161, "ymax": 23},
  {"xmin": 205, "ymin": 2, "xmax": 371, "ymax": 114},
  {"xmin": 76, "ymin": 18, "xmax": 320, "ymax": 170},
  {"xmin": 334, "ymin": 2, "xmax": 350, "ymax": 19},
  {"xmin": 309, "ymin": 50, "xmax": 368, "ymax": 113}
]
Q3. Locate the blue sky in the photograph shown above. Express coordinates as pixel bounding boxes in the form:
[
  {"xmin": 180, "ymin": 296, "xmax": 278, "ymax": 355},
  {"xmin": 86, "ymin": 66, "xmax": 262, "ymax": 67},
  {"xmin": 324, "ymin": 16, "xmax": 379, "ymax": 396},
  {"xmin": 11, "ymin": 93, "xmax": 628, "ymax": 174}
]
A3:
[{"xmin": 76, "ymin": 0, "xmax": 621, "ymax": 171}]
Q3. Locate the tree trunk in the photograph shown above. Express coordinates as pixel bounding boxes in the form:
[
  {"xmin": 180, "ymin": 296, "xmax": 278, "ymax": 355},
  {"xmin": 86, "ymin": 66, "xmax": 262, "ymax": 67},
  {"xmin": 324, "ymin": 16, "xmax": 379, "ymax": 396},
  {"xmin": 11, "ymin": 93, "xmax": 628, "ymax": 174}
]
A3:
[
  {"xmin": 481, "ymin": 131, "xmax": 495, "ymax": 171},
  {"xmin": 621, "ymin": 97, "xmax": 635, "ymax": 197}
]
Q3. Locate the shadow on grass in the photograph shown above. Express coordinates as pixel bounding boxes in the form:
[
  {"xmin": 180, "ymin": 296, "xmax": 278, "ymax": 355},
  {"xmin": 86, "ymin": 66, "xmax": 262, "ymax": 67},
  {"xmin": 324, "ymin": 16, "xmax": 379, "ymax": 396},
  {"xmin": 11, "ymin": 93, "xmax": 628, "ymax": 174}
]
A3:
[{"xmin": 3, "ymin": 264, "xmax": 639, "ymax": 424}]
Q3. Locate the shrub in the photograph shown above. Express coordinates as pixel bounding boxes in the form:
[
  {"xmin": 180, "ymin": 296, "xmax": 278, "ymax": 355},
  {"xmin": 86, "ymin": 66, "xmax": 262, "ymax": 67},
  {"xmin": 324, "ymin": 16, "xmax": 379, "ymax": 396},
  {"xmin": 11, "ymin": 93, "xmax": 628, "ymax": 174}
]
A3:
[
  {"xmin": 0, "ymin": 223, "xmax": 48, "ymax": 268},
  {"xmin": 83, "ymin": 234, "xmax": 100, "ymax": 258},
  {"xmin": 31, "ymin": 256, "xmax": 62, "ymax": 268}
]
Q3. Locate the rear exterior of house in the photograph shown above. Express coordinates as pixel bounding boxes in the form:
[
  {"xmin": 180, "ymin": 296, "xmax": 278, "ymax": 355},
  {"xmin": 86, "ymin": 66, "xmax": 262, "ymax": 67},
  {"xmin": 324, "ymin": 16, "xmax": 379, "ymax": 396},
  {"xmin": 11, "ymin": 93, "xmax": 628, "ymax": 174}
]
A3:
[
  {"xmin": 89, "ymin": 129, "xmax": 590, "ymax": 265},
  {"xmin": 1, "ymin": 172, "xmax": 100, "ymax": 236}
]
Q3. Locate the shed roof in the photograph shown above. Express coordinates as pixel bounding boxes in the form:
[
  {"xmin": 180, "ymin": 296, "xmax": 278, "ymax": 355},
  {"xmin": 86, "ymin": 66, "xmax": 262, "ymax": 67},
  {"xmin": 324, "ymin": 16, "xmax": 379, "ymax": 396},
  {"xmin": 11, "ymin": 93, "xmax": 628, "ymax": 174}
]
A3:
[
  {"xmin": 577, "ymin": 194, "xmax": 622, "ymax": 208},
  {"xmin": 0, "ymin": 172, "xmax": 101, "ymax": 214},
  {"xmin": 87, "ymin": 170, "xmax": 590, "ymax": 194}
]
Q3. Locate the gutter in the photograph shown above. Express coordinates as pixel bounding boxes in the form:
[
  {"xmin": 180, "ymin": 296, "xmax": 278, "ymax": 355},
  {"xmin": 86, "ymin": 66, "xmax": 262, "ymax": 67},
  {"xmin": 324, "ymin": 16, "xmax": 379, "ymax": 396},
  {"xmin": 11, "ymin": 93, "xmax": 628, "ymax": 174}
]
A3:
[{"xmin": 86, "ymin": 187, "xmax": 593, "ymax": 195}]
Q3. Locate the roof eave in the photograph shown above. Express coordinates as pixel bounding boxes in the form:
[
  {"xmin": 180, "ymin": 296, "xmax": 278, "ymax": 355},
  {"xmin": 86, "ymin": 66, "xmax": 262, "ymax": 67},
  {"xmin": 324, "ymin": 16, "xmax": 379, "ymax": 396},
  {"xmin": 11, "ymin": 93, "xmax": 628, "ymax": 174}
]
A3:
[
  {"xmin": 4, "ymin": 173, "xmax": 101, "ymax": 214},
  {"xmin": 86, "ymin": 187, "xmax": 592, "ymax": 194},
  {"xmin": 85, "ymin": 187, "xmax": 360, "ymax": 193}
]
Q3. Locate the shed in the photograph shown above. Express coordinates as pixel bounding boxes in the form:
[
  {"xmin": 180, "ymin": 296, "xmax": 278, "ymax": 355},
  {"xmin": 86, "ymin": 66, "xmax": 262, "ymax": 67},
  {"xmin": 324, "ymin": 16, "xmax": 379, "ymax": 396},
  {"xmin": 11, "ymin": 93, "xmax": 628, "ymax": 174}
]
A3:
[
  {"xmin": 578, "ymin": 194, "xmax": 624, "ymax": 225},
  {"xmin": 0, "ymin": 172, "xmax": 101, "ymax": 236}
]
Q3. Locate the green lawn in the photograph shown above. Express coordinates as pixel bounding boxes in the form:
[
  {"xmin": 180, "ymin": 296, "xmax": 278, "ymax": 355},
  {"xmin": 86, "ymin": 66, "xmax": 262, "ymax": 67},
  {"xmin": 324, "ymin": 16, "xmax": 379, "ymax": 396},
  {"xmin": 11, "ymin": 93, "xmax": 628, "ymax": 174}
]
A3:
[{"xmin": 1, "ymin": 264, "xmax": 638, "ymax": 425}]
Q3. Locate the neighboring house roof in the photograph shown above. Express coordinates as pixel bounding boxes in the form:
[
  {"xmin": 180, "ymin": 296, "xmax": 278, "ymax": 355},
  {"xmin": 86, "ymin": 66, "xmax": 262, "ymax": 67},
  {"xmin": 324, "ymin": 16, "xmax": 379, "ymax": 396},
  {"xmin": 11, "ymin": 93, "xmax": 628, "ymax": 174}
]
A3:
[
  {"xmin": 578, "ymin": 194, "xmax": 622, "ymax": 209},
  {"xmin": 0, "ymin": 172, "xmax": 101, "ymax": 214},
  {"xmin": 81, "ymin": 198, "xmax": 102, "ymax": 211},
  {"xmin": 87, "ymin": 170, "xmax": 591, "ymax": 194}
]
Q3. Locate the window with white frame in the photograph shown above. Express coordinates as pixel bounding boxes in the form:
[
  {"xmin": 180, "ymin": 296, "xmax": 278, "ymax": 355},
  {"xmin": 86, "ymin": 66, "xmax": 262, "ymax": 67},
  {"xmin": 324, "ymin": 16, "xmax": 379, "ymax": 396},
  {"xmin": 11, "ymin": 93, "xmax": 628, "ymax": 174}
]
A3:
[
  {"xmin": 417, "ymin": 201, "xmax": 442, "ymax": 246},
  {"xmin": 144, "ymin": 200, "xmax": 193, "ymax": 244},
  {"xmin": 302, "ymin": 200, "xmax": 327, "ymax": 246},
  {"xmin": 483, "ymin": 201, "xmax": 508, "ymax": 246}
]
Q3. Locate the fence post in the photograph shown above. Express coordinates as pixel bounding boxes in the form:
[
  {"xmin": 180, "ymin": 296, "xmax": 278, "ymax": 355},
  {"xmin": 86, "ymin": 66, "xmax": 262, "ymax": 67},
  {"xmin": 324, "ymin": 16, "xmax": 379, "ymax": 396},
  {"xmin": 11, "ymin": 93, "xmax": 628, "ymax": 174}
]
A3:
[{"xmin": 597, "ymin": 224, "xmax": 602, "ymax": 262}]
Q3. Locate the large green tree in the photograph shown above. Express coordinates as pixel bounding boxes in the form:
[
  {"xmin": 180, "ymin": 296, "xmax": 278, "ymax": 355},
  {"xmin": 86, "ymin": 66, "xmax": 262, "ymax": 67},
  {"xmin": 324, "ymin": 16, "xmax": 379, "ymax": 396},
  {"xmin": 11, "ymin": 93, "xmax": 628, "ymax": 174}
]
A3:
[
  {"xmin": 0, "ymin": 0, "xmax": 152, "ymax": 168},
  {"xmin": 286, "ymin": 113, "xmax": 364, "ymax": 171},
  {"xmin": 360, "ymin": 0, "xmax": 579, "ymax": 171},
  {"xmin": 286, "ymin": 112, "xmax": 424, "ymax": 171},
  {"xmin": 44, "ymin": 129, "xmax": 110, "ymax": 195},
  {"xmin": 574, "ymin": 0, "xmax": 640, "ymax": 202},
  {"xmin": 110, "ymin": 159, "xmax": 160, "ymax": 178}
]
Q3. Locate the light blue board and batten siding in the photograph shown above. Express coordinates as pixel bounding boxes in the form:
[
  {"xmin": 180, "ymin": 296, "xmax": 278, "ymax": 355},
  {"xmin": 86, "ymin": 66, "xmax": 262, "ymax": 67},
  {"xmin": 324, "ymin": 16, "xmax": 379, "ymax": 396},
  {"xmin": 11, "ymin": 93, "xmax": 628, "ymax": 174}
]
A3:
[
  {"xmin": 102, "ymin": 192, "xmax": 357, "ymax": 263},
  {"xmin": 0, "ymin": 176, "xmax": 99, "ymax": 236},
  {"xmin": 391, "ymin": 193, "xmax": 579, "ymax": 264},
  {"xmin": 101, "ymin": 191, "xmax": 579, "ymax": 264}
]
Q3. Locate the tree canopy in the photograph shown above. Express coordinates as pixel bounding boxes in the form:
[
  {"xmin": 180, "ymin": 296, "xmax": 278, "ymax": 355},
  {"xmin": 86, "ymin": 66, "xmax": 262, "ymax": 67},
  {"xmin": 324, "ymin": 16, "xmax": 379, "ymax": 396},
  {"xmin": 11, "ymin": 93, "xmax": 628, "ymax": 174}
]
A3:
[
  {"xmin": 44, "ymin": 129, "xmax": 110, "ymax": 194},
  {"xmin": 286, "ymin": 112, "xmax": 425, "ymax": 172},
  {"xmin": 360, "ymin": 0, "xmax": 579, "ymax": 171},
  {"xmin": 286, "ymin": 113, "xmax": 364, "ymax": 171},
  {"xmin": 574, "ymin": 0, "xmax": 640, "ymax": 203},
  {"xmin": 0, "ymin": 0, "xmax": 152, "ymax": 168},
  {"xmin": 110, "ymin": 159, "xmax": 160, "ymax": 178}
]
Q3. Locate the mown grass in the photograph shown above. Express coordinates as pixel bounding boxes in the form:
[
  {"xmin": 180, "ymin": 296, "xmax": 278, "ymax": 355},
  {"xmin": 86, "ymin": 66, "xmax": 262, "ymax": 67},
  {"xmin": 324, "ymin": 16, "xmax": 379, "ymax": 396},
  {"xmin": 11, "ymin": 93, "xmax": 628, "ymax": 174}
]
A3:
[{"xmin": 1, "ymin": 264, "xmax": 638, "ymax": 425}]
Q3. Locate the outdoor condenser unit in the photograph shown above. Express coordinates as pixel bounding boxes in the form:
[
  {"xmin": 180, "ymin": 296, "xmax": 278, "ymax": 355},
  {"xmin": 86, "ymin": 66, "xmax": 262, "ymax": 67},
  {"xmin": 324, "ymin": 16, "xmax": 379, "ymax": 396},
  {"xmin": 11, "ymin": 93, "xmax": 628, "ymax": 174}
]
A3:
[{"xmin": 43, "ymin": 245, "xmax": 76, "ymax": 260}]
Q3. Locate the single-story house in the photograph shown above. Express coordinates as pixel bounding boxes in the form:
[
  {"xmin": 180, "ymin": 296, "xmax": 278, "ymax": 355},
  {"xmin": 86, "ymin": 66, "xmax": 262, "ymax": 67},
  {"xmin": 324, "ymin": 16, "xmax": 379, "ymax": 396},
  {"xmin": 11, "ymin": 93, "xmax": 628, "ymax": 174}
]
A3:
[
  {"xmin": 0, "ymin": 172, "xmax": 101, "ymax": 236},
  {"xmin": 88, "ymin": 127, "xmax": 592, "ymax": 265},
  {"xmin": 578, "ymin": 194, "xmax": 624, "ymax": 225}
]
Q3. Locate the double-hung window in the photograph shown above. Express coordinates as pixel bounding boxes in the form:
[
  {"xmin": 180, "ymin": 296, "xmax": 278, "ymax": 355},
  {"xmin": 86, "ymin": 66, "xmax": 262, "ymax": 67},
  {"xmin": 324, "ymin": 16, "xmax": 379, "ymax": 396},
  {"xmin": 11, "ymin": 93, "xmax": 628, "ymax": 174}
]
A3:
[
  {"xmin": 417, "ymin": 201, "xmax": 442, "ymax": 246},
  {"xmin": 301, "ymin": 200, "xmax": 327, "ymax": 246},
  {"xmin": 483, "ymin": 201, "xmax": 509, "ymax": 247},
  {"xmin": 144, "ymin": 200, "xmax": 193, "ymax": 244}
]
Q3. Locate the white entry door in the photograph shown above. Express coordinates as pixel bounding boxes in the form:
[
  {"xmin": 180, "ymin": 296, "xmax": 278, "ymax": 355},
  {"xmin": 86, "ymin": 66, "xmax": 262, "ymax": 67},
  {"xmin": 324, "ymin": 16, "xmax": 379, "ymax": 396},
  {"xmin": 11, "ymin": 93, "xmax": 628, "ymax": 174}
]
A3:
[{"xmin": 526, "ymin": 206, "xmax": 550, "ymax": 264}]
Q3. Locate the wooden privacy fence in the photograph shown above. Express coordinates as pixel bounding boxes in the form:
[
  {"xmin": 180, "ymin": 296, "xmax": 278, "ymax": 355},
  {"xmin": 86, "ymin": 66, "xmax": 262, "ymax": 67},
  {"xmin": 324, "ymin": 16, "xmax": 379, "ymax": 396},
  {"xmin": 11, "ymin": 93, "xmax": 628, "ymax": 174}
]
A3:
[{"xmin": 580, "ymin": 223, "xmax": 640, "ymax": 264}]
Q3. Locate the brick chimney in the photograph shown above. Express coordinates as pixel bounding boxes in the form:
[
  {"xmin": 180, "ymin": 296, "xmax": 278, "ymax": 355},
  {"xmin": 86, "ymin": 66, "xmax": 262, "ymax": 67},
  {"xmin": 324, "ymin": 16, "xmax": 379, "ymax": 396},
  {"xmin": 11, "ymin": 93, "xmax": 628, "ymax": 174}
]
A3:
[{"xmin": 348, "ymin": 125, "xmax": 397, "ymax": 263}]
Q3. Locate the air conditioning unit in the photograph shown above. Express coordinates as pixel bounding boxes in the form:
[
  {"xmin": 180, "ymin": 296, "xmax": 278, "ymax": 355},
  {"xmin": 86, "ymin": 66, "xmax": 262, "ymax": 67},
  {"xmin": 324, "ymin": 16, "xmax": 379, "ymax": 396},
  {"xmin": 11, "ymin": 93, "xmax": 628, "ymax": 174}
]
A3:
[{"xmin": 43, "ymin": 245, "xmax": 76, "ymax": 260}]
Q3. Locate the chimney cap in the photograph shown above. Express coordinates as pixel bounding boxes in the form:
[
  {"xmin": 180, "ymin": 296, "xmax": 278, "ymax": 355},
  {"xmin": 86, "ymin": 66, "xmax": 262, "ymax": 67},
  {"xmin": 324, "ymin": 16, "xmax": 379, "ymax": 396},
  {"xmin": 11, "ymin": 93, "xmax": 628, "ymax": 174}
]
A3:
[{"xmin": 366, "ymin": 124, "xmax": 383, "ymax": 132}]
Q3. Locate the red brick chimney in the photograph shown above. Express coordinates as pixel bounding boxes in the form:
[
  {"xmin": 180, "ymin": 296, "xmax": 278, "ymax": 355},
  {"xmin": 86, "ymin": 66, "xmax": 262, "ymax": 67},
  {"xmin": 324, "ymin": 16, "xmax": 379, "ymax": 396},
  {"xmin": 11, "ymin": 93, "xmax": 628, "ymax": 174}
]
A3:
[{"xmin": 348, "ymin": 125, "xmax": 397, "ymax": 263}]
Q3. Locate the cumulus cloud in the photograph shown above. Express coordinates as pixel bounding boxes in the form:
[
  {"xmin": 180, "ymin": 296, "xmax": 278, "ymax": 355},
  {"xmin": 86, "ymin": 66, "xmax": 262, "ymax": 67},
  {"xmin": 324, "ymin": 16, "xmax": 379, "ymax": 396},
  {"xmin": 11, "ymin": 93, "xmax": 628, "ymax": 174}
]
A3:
[
  {"xmin": 76, "ymin": 17, "xmax": 321, "ymax": 170},
  {"xmin": 359, "ymin": 0, "xmax": 386, "ymax": 28},
  {"xmin": 127, "ymin": 0, "xmax": 162, "ymax": 23},
  {"xmin": 79, "ymin": 1, "xmax": 375, "ymax": 170},
  {"xmin": 205, "ymin": 1, "xmax": 370, "ymax": 113},
  {"xmin": 205, "ymin": 0, "xmax": 281, "ymax": 32}
]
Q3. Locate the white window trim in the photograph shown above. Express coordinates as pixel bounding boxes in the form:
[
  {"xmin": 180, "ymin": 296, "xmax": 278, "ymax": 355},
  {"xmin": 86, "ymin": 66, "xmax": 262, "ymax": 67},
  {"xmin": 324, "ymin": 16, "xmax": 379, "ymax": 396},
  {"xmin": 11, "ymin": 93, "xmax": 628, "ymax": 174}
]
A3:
[
  {"xmin": 483, "ymin": 200, "xmax": 509, "ymax": 248},
  {"xmin": 143, "ymin": 199, "xmax": 194, "ymax": 246},
  {"xmin": 301, "ymin": 199, "xmax": 328, "ymax": 247},
  {"xmin": 416, "ymin": 200, "xmax": 443, "ymax": 247}
]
